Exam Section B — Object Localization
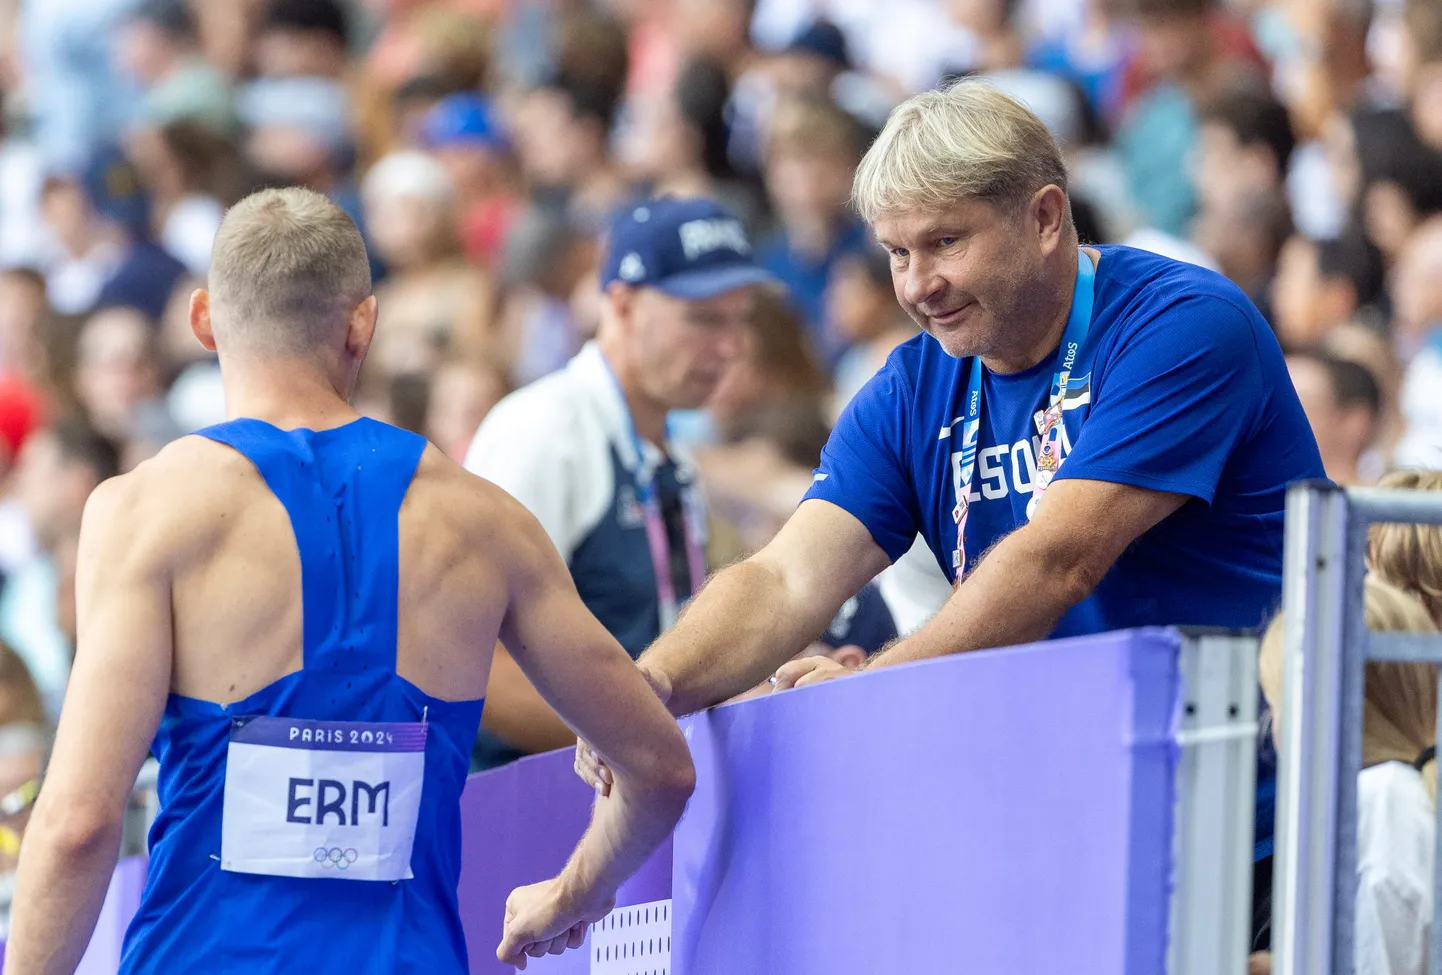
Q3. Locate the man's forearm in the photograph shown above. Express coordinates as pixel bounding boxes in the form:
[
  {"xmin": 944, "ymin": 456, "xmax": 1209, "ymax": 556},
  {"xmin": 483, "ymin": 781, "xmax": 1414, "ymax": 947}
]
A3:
[
  {"xmin": 5, "ymin": 817, "xmax": 122, "ymax": 975},
  {"xmin": 555, "ymin": 765, "xmax": 692, "ymax": 909},
  {"xmin": 642, "ymin": 557, "xmax": 835, "ymax": 715},
  {"xmin": 867, "ymin": 523, "xmax": 1099, "ymax": 670}
]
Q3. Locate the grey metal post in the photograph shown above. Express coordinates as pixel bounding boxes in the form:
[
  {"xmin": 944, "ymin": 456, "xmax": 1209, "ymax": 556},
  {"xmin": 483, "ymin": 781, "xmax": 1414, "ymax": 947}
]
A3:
[
  {"xmin": 1274, "ymin": 484, "xmax": 1442, "ymax": 975},
  {"xmin": 1273, "ymin": 481, "xmax": 1352, "ymax": 975}
]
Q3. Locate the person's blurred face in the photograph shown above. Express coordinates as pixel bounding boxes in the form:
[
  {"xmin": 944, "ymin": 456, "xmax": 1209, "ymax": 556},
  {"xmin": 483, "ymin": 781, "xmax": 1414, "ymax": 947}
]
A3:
[
  {"xmin": 1192, "ymin": 200, "xmax": 1275, "ymax": 286},
  {"xmin": 617, "ymin": 95, "xmax": 696, "ymax": 182},
  {"xmin": 1272, "ymin": 236, "xmax": 1323, "ymax": 347},
  {"xmin": 246, "ymin": 125, "xmax": 331, "ymax": 184},
  {"xmin": 512, "ymin": 89, "xmax": 593, "ymax": 188},
  {"xmin": 14, "ymin": 432, "xmax": 98, "ymax": 549},
  {"xmin": 765, "ymin": 149, "xmax": 855, "ymax": 225},
  {"xmin": 1134, "ymin": 13, "xmax": 1208, "ymax": 79},
  {"xmin": 433, "ymin": 144, "xmax": 505, "ymax": 198},
  {"xmin": 364, "ymin": 193, "xmax": 450, "ymax": 269},
  {"xmin": 618, "ymin": 285, "xmax": 750, "ymax": 409},
  {"xmin": 825, "ymin": 257, "xmax": 894, "ymax": 344},
  {"xmin": 1193, "ymin": 122, "xmax": 1281, "ymax": 211},
  {"xmin": 873, "ymin": 195, "xmax": 1055, "ymax": 361},
  {"xmin": 673, "ymin": 0, "xmax": 750, "ymax": 59},
  {"xmin": 425, "ymin": 363, "xmax": 507, "ymax": 459},
  {"xmin": 1392, "ymin": 224, "xmax": 1442, "ymax": 339},
  {"xmin": 769, "ymin": 53, "xmax": 837, "ymax": 99},
  {"xmin": 117, "ymin": 21, "xmax": 178, "ymax": 86},
  {"xmin": 75, "ymin": 308, "xmax": 157, "ymax": 437},
  {"xmin": 706, "ymin": 325, "xmax": 772, "ymax": 426},
  {"xmin": 1363, "ymin": 180, "xmax": 1420, "ymax": 261},
  {"xmin": 1288, "ymin": 355, "xmax": 1343, "ymax": 457},
  {"xmin": 1287, "ymin": 355, "xmax": 1374, "ymax": 482},
  {"xmin": 39, "ymin": 181, "xmax": 95, "ymax": 257},
  {"xmin": 1411, "ymin": 63, "xmax": 1442, "ymax": 150},
  {"xmin": 0, "ymin": 274, "xmax": 45, "ymax": 377},
  {"xmin": 254, "ymin": 27, "xmax": 348, "ymax": 79},
  {"xmin": 948, "ymin": 0, "xmax": 1009, "ymax": 35}
]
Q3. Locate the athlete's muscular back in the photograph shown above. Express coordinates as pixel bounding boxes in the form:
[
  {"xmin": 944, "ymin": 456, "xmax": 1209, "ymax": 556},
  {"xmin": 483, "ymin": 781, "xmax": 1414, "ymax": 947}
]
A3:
[{"xmin": 122, "ymin": 434, "xmax": 546, "ymax": 706}]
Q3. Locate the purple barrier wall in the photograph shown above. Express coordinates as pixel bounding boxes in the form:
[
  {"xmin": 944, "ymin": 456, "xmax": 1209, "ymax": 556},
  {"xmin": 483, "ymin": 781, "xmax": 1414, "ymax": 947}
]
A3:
[
  {"xmin": 670, "ymin": 627, "xmax": 1182, "ymax": 975},
  {"xmin": 456, "ymin": 747, "xmax": 673, "ymax": 975},
  {"xmin": 16, "ymin": 627, "xmax": 1184, "ymax": 974}
]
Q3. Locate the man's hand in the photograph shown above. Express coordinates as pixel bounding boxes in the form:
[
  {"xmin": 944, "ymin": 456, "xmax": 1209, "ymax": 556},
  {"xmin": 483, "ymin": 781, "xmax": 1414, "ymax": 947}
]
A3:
[
  {"xmin": 575, "ymin": 665, "xmax": 672, "ymax": 797},
  {"xmin": 771, "ymin": 655, "xmax": 856, "ymax": 689},
  {"xmin": 496, "ymin": 879, "xmax": 614, "ymax": 969}
]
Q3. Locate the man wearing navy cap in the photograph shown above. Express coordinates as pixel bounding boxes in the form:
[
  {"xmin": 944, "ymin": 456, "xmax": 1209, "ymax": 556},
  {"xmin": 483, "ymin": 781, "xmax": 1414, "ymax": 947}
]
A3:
[{"xmin": 463, "ymin": 197, "xmax": 769, "ymax": 767}]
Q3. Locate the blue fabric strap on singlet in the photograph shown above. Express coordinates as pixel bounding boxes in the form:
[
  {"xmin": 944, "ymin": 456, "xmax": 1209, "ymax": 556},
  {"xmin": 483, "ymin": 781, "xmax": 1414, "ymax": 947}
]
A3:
[{"xmin": 195, "ymin": 418, "xmax": 426, "ymax": 673}]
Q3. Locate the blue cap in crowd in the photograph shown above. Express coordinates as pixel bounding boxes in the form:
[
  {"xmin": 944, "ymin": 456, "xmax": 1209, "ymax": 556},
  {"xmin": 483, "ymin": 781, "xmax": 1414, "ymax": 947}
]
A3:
[
  {"xmin": 420, "ymin": 94, "xmax": 508, "ymax": 151},
  {"xmin": 784, "ymin": 19, "xmax": 850, "ymax": 70},
  {"xmin": 601, "ymin": 197, "xmax": 772, "ymax": 300}
]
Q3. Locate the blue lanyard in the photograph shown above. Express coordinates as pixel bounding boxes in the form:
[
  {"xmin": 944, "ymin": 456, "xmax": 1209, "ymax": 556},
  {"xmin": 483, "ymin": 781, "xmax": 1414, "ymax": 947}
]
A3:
[
  {"xmin": 952, "ymin": 249, "xmax": 1097, "ymax": 575},
  {"xmin": 599, "ymin": 352, "xmax": 707, "ymax": 629}
]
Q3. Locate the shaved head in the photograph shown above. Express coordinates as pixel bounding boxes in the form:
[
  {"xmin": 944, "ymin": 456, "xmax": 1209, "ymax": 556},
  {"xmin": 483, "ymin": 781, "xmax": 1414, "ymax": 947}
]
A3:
[{"xmin": 207, "ymin": 187, "xmax": 372, "ymax": 357}]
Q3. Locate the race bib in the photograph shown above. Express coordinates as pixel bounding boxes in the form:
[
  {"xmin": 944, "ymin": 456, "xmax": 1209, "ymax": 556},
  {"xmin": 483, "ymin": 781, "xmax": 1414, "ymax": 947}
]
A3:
[{"xmin": 220, "ymin": 716, "xmax": 427, "ymax": 882}]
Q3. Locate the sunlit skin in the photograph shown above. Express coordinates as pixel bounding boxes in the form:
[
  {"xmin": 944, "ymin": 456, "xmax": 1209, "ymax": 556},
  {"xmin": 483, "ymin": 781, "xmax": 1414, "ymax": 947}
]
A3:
[{"xmin": 872, "ymin": 186, "xmax": 1097, "ymax": 374}]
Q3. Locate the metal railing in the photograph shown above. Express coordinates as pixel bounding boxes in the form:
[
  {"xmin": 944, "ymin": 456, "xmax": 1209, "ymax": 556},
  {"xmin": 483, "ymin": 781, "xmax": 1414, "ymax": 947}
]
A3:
[{"xmin": 1273, "ymin": 482, "xmax": 1442, "ymax": 975}]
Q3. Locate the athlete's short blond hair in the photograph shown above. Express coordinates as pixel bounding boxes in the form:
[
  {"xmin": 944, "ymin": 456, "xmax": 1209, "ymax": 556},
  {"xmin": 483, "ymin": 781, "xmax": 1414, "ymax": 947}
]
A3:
[
  {"xmin": 208, "ymin": 187, "xmax": 372, "ymax": 356},
  {"xmin": 851, "ymin": 80, "xmax": 1069, "ymax": 225}
]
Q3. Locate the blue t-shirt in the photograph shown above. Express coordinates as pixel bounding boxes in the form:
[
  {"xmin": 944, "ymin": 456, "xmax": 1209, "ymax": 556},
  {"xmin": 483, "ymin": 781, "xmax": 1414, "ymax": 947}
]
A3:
[{"xmin": 804, "ymin": 244, "xmax": 1325, "ymax": 637}]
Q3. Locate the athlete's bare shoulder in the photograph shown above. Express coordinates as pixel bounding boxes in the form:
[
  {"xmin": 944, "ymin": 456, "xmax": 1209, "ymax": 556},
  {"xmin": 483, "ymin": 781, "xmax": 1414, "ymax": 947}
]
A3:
[
  {"xmin": 80, "ymin": 435, "xmax": 271, "ymax": 571},
  {"xmin": 406, "ymin": 442, "xmax": 556, "ymax": 560}
]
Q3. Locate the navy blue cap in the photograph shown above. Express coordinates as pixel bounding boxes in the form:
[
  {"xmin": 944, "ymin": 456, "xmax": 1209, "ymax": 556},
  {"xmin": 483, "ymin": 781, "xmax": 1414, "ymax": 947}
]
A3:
[
  {"xmin": 601, "ymin": 197, "xmax": 772, "ymax": 300},
  {"xmin": 819, "ymin": 584, "xmax": 898, "ymax": 656}
]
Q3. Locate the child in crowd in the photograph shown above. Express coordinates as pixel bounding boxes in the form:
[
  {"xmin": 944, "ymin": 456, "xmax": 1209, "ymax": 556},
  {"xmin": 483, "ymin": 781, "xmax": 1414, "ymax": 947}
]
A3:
[
  {"xmin": 758, "ymin": 97, "xmax": 869, "ymax": 364},
  {"xmin": 1370, "ymin": 468, "xmax": 1442, "ymax": 625},
  {"xmin": 825, "ymin": 247, "xmax": 918, "ymax": 417},
  {"xmin": 1258, "ymin": 575, "xmax": 1438, "ymax": 975}
]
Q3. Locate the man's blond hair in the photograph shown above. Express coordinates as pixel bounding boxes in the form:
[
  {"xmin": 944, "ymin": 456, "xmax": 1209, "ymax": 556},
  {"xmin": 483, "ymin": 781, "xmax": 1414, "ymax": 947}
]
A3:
[
  {"xmin": 208, "ymin": 187, "xmax": 372, "ymax": 356},
  {"xmin": 852, "ymin": 80, "xmax": 1069, "ymax": 225}
]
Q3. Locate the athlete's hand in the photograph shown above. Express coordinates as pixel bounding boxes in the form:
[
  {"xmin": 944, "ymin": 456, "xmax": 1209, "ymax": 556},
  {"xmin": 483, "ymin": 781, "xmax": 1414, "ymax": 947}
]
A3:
[
  {"xmin": 497, "ymin": 878, "xmax": 613, "ymax": 969},
  {"xmin": 772, "ymin": 655, "xmax": 855, "ymax": 690},
  {"xmin": 574, "ymin": 664, "xmax": 672, "ymax": 797}
]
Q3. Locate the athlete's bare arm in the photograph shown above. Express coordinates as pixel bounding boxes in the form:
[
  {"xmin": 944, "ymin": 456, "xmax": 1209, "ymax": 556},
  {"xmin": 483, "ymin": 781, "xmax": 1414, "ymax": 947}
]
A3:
[
  {"xmin": 483, "ymin": 484, "xmax": 695, "ymax": 968},
  {"xmin": 6, "ymin": 472, "xmax": 172, "ymax": 975}
]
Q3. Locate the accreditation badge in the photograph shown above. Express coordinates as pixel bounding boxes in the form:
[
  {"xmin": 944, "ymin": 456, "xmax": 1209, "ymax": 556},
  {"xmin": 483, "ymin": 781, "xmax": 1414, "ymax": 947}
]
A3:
[{"xmin": 220, "ymin": 715, "xmax": 427, "ymax": 882}]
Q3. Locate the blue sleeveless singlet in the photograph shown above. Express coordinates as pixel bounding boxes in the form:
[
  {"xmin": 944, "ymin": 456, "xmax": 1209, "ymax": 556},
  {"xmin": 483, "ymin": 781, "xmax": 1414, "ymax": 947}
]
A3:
[{"xmin": 118, "ymin": 417, "xmax": 486, "ymax": 974}]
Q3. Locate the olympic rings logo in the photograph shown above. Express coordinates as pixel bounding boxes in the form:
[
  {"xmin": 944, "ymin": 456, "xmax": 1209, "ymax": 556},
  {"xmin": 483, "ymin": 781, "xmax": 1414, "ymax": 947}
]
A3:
[{"xmin": 313, "ymin": 847, "xmax": 359, "ymax": 870}]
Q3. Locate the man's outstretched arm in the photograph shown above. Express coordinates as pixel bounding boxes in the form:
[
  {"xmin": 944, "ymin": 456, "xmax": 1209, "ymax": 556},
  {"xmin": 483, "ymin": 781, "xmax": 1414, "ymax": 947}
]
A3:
[
  {"xmin": 572, "ymin": 499, "xmax": 891, "ymax": 795},
  {"xmin": 640, "ymin": 498, "xmax": 892, "ymax": 715},
  {"xmin": 776, "ymin": 478, "xmax": 1186, "ymax": 687},
  {"xmin": 491, "ymin": 495, "xmax": 695, "ymax": 969},
  {"xmin": 6, "ymin": 476, "xmax": 172, "ymax": 975}
]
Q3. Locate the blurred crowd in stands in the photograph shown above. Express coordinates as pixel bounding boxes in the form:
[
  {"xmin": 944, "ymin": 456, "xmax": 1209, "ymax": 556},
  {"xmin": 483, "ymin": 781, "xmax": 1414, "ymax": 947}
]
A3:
[{"xmin": 0, "ymin": 0, "xmax": 1436, "ymax": 952}]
